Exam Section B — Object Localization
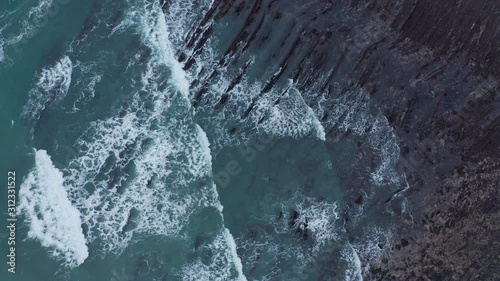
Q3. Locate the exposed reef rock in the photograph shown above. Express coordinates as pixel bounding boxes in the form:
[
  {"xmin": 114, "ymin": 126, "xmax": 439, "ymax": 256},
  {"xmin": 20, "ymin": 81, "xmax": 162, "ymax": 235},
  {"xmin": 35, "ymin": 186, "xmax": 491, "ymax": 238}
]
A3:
[
  {"xmin": 168, "ymin": 0, "xmax": 500, "ymax": 279},
  {"xmin": 384, "ymin": 159, "xmax": 500, "ymax": 280}
]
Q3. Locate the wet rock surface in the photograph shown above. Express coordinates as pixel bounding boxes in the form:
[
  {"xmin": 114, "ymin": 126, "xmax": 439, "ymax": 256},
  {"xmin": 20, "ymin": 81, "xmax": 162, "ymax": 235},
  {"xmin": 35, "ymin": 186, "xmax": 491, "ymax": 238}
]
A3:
[
  {"xmin": 170, "ymin": 0, "xmax": 500, "ymax": 279},
  {"xmin": 384, "ymin": 159, "xmax": 500, "ymax": 281}
]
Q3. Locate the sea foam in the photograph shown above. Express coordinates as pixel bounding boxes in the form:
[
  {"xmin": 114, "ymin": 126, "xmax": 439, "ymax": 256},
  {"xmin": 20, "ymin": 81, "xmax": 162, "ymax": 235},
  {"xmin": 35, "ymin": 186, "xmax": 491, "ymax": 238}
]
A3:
[
  {"xmin": 182, "ymin": 228, "xmax": 248, "ymax": 281},
  {"xmin": 320, "ymin": 89, "xmax": 405, "ymax": 187},
  {"xmin": 18, "ymin": 149, "xmax": 88, "ymax": 268},
  {"xmin": 52, "ymin": 7, "xmax": 249, "ymax": 281},
  {"xmin": 342, "ymin": 244, "xmax": 363, "ymax": 281},
  {"xmin": 1, "ymin": 0, "xmax": 57, "ymax": 54},
  {"xmin": 22, "ymin": 55, "xmax": 73, "ymax": 121},
  {"xmin": 259, "ymin": 85, "xmax": 326, "ymax": 141},
  {"xmin": 235, "ymin": 194, "xmax": 340, "ymax": 280}
]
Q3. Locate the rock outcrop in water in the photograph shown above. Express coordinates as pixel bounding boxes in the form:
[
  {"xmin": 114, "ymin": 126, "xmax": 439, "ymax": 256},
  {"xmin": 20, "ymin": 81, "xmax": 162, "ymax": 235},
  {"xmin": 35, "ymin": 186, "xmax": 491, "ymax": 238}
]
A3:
[{"xmin": 167, "ymin": 0, "xmax": 500, "ymax": 279}]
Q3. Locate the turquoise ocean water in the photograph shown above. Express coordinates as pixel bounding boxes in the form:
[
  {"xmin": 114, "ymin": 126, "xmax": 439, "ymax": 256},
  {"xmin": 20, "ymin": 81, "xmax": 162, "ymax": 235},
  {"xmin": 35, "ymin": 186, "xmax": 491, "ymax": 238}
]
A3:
[{"xmin": 0, "ymin": 1, "xmax": 404, "ymax": 280}]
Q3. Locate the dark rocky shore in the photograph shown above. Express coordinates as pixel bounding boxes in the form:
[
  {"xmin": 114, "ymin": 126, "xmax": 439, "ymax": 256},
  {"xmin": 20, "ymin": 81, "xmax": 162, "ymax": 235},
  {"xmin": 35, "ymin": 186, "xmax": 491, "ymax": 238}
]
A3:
[{"xmin": 164, "ymin": 0, "xmax": 499, "ymax": 279}]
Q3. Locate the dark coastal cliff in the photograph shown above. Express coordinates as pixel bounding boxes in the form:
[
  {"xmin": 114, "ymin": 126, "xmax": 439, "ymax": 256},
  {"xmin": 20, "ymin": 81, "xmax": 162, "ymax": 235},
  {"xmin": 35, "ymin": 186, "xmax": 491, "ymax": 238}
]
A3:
[{"xmin": 166, "ymin": 0, "xmax": 500, "ymax": 279}]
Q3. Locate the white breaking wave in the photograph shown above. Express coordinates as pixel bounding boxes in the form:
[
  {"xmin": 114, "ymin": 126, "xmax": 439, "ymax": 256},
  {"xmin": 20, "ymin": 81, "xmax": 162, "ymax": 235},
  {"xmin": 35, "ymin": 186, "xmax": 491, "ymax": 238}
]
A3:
[
  {"xmin": 236, "ymin": 194, "xmax": 340, "ymax": 280},
  {"xmin": 367, "ymin": 116, "xmax": 402, "ymax": 186},
  {"xmin": 182, "ymin": 228, "xmax": 248, "ymax": 281},
  {"xmin": 162, "ymin": 0, "xmax": 213, "ymax": 51},
  {"xmin": 0, "ymin": 44, "xmax": 4, "ymax": 62},
  {"xmin": 295, "ymin": 199, "xmax": 340, "ymax": 253},
  {"xmin": 340, "ymin": 226, "xmax": 394, "ymax": 281},
  {"xmin": 259, "ymin": 83, "xmax": 326, "ymax": 141},
  {"xmin": 277, "ymin": 194, "xmax": 340, "ymax": 254},
  {"xmin": 224, "ymin": 228, "xmax": 247, "ymax": 281},
  {"xmin": 18, "ymin": 149, "xmax": 88, "ymax": 268},
  {"xmin": 319, "ymin": 89, "xmax": 404, "ymax": 187},
  {"xmin": 22, "ymin": 55, "xmax": 73, "ymax": 120},
  {"xmin": 342, "ymin": 244, "xmax": 363, "ymax": 281},
  {"xmin": 185, "ymin": 66, "xmax": 327, "ymax": 149},
  {"xmin": 116, "ymin": 0, "xmax": 190, "ymax": 96},
  {"xmin": 65, "ymin": 110, "xmax": 201, "ymax": 252}
]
